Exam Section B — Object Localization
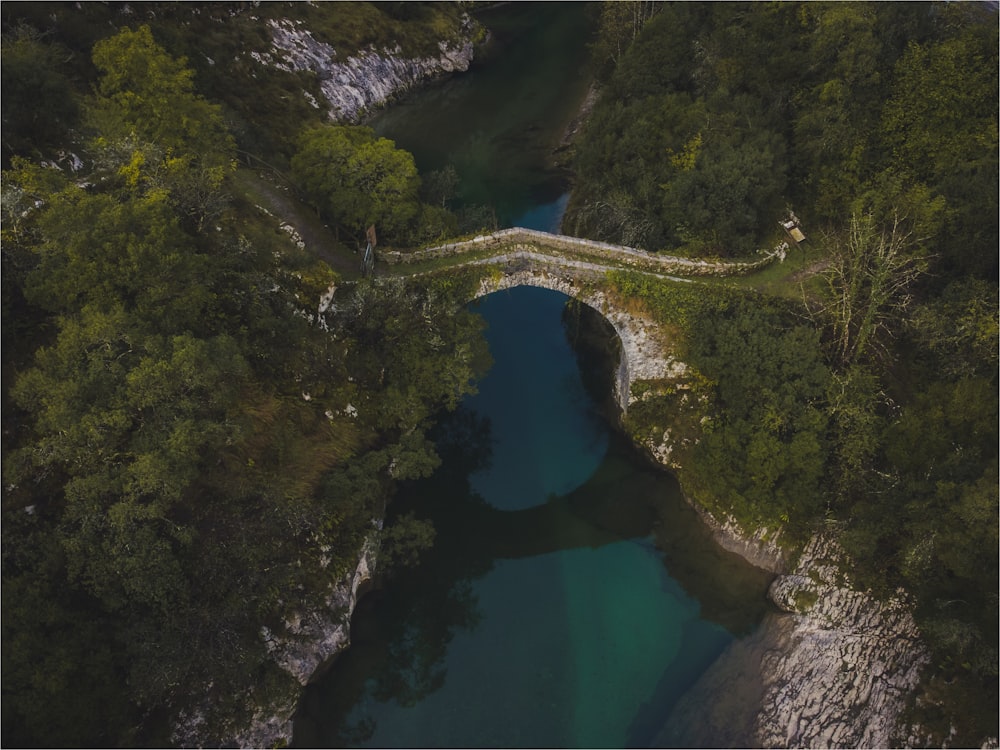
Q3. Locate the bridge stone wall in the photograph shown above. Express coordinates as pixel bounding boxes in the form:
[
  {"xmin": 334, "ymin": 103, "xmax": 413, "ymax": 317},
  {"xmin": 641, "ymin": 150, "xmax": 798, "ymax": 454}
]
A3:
[
  {"xmin": 380, "ymin": 227, "xmax": 780, "ymax": 277},
  {"xmin": 470, "ymin": 257, "xmax": 688, "ymax": 413}
]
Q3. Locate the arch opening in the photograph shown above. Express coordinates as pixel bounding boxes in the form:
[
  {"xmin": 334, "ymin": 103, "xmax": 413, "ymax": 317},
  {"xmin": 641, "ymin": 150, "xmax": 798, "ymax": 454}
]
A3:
[{"xmin": 470, "ymin": 267, "xmax": 637, "ymax": 413}]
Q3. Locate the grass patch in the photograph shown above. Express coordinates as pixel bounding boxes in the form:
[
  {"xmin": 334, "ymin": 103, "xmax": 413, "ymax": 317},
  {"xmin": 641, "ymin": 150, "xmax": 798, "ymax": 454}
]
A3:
[
  {"xmin": 792, "ymin": 586, "xmax": 819, "ymax": 612},
  {"xmin": 703, "ymin": 242, "xmax": 831, "ymax": 301}
]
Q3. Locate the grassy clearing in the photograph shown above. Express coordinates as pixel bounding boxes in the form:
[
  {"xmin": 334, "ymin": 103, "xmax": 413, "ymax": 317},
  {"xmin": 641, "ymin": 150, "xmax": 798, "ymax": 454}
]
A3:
[
  {"xmin": 692, "ymin": 241, "xmax": 830, "ymax": 303},
  {"xmin": 733, "ymin": 242, "xmax": 830, "ymax": 298}
]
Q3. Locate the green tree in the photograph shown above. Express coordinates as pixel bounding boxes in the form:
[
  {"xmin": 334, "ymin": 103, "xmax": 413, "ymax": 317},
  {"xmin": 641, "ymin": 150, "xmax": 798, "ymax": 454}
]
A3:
[
  {"xmin": 689, "ymin": 298, "xmax": 831, "ymax": 528},
  {"xmin": 1, "ymin": 27, "xmax": 80, "ymax": 161},
  {"xmin": 662, "ymin": 111, "xmax": 787, "ymax": 254},
  {"xmin": 791, "ymin": 3, "xmax": 888, "ymax": 219},
  {"xmin": 87, "ymin": 25, "xmax": 236, "ymax": 230},
  {"xmin": 25, "ymin": 187, "xmax": 214, "ymax": 331},
  {"xmin": 88, "ymin": 25, "xmax": 234, "ymax": 168},
  {"xmin": 824, "ymin": 365, "xmax": 884, "ymax": 506},
  {"xmin": 879, "ymin": 23, "xmax": 999, "ymax": 278},
  {"xmin": 291, "ymin": 125, "xmax": 421, "ymax": 243}
]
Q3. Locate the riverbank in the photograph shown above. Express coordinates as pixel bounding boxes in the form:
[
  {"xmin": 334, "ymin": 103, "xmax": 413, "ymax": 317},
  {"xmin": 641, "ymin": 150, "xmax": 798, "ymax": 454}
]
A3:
[
  {"xmin": 553, "ymin": 80, "xmax": 600, "ymax": 172},
  {"xmin": 653, "ymin": 533, "xmax": 928, "ymax": 748},
  {"xmin": 635, "ymin": 370, "xmax": 931, "ymax": 747}
]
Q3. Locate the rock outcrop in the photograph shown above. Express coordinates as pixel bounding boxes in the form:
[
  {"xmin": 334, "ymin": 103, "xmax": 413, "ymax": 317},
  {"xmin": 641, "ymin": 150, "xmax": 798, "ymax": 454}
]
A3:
[
  {"xmin": 171, "ymin": 536, "xmax": 378, "ymax": 749},
  {"xmin": 693, "ymin": 508, "xmax": 788, "ymax": 574},
  {"xmin": 261, "ymin": 17, "xmax": 478, "ymax": 122},
  {"xmin": 654, "ymin": 534, "xmax": 929, "ymax": 748}
]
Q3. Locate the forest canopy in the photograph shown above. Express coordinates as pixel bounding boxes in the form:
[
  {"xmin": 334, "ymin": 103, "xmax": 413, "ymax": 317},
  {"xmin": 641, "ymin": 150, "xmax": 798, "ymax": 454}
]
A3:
[
  {"xmin": 1, "ymin": 21, "xmax": 488, "ymax": 747},
  {"xmin": 579, "ymin": 3, "xmax": 997, "ymax": 744}
]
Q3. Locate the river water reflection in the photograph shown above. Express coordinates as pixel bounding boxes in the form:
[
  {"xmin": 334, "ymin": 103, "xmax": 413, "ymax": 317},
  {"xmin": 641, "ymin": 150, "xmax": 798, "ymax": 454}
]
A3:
[{"xmin": 293, "ymin": 288, "xmax": 773, "ymax": 748}]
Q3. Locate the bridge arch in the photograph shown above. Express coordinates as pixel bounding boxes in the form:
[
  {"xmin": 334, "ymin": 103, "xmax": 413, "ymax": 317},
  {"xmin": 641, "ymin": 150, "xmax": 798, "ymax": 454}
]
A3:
[{"xmin": 467, "ymin": 259, "xmax": 685, "ymax": 414}]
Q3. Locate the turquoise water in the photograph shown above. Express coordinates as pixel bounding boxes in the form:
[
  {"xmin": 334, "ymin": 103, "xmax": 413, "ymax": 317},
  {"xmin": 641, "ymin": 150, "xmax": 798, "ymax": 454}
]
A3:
[
  {"xmin": 368, "ymin": 4, "xmax": 593, "ymax": 231},
  {"xmin": 293, "ymin": 287, "xmax": 771, "ymax": 748},
  {"xmin": 465, "ymin": 287, "xmax": 607, "ymax": 510}
]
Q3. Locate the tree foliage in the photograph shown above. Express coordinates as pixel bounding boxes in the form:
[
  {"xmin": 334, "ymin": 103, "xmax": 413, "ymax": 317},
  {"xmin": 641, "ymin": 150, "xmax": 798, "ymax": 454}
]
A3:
[
  {"xmin": 569, "ymin": 2, "xmax": 998, "ymax": 274},
  {"xmin": 589, "ymin": 5, "xmax": 997, "ymax": 741},
  {"xmin": 1, "ymin": 24, "xmax": 489, "ymax": 747},
  {"xmin": 1, "ymin": 27, "xmax": 79, "ymax": 162},
  {"xmin": 291, "ymin": 124, "xmax": 422, "ymax": 244},
  {"xmin": 86, "ymin": 24, "xmax": 236, "ymax": 231},
  {"xmin": 688, "ymin": 298, "xmax": 831, "ymax": 528}
]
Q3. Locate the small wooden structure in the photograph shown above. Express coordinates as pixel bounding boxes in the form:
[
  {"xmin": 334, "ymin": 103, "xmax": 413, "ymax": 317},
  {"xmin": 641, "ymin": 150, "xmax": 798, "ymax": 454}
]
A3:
[{"xmin": 780, "ymin": 213, "xmax": 806, "ymax": 244}]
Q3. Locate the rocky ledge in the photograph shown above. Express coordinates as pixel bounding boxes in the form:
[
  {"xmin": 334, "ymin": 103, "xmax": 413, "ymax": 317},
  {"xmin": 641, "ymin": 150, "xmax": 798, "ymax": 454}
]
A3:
[
  {"xmin": 653, "ymin": 533, "xmax": 928, "ymax": 748},
  {"xmin": 261, "ymin": 17, "xmax": 478, "ymax": 122}
]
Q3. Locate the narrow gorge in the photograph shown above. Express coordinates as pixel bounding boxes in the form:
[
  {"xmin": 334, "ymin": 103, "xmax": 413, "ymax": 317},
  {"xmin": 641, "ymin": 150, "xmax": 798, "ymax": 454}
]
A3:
[
  {"xmin": 4, "ymin": 3, "xmax": 992, "ymax": 749},
  {"xmin": 225, "ymin": 6, "xmax": 938, "ymax": 749}
]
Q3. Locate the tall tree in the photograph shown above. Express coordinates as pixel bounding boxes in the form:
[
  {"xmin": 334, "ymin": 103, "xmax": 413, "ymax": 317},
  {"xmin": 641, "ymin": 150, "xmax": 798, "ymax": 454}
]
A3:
[
  {"xmin": 819, "ymin": 212, "xmax": 922, "ymax": 368},
  {"xmin": 880, "ymin": 22, "xmax": 999, "ymax": 278},
  {"xmin": 291, "ymin": 125, "xmax": 421, "ymax": 243},
  {"xmin": 87, "ymin": 24, "xmax": 236, "ymax": 230}
]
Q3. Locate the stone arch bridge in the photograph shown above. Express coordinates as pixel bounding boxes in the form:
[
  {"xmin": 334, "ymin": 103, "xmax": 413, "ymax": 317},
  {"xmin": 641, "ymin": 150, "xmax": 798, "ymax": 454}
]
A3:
[{"xmin": 377, "ymin": 228, "xmax": 782, "ymax": 413}]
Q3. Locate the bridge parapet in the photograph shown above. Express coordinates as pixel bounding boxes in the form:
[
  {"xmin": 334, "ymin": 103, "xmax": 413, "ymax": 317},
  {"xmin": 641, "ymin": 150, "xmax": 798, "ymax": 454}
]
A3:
[{"xmin": 379, "ymin": 227, "xmax": 779, "ymax": 277}]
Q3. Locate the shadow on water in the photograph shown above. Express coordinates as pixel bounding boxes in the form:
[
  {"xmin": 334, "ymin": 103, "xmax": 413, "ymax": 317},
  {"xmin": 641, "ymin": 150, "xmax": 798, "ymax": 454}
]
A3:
[{"xmin": 293, "ymin": 289, "xmax": 774, "ymax": 748}]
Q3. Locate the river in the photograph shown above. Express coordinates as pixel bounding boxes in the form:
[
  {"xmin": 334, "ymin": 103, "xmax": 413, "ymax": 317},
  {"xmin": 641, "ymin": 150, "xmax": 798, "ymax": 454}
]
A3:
[
  {"xmin": 367, "ymin": 2, "xmax": 594, "ymax": 232},
  {"xmin": 293, "ymin": 288, "xmax": 773, "ymax": 748},
  {"xmin": 293, "ymin": 6, "xmax": 773, "ymax": 747}
]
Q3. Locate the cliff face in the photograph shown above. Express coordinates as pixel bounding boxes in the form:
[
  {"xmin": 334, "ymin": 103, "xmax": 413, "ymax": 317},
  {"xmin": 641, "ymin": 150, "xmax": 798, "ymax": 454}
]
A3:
[
  {"xmin": 260, "ymin": 17, "xmax": 478, "ymax": 122},
  {"xmin": 171, "ymin": 537, "xmax": 378, "ymax": 749},
  {"xmin": 654, "ymin": 534, "xmax": 928, "ymax": 748}
]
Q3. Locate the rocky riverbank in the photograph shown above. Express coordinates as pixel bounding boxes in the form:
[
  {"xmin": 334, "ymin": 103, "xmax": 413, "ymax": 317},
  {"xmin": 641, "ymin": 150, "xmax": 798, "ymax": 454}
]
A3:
[
  {"xmin": 260, "ymin": 15, "xmax": 480, "ymax": 122},
  {"xmin": 650, "ymin": 531, "xmax": 928, "ymax": 748},
  {"xmin": 635, "ymin": 363, "xmax": 929, "ymax": 746},
  {"xmin": 171, "ymin": 536, "xmax": 378, "ymax": 748}
]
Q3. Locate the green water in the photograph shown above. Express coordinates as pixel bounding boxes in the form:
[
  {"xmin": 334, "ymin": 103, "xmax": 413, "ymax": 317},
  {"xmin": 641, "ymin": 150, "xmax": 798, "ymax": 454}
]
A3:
[
  {"xmin": 293, "ymin": 288, "xmax": 773, "ymax": 748},
  {"xmin": 368, "ymin": 3, "xmax": 594, "ymax": 231}
]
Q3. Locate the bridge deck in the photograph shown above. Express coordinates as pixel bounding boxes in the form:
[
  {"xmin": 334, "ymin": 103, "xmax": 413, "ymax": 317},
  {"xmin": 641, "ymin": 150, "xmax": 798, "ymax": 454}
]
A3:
[{"xmin": 378, "ymin": 227, "xmax": 781, "ymax": 278}]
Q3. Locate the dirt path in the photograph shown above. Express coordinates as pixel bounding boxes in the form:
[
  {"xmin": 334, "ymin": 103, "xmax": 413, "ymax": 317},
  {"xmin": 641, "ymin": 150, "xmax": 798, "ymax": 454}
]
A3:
[
  {"xmin": 787, "ymin": 258, "xmax": 832, "ymax": 284},
  {"xmin": 233, "ymin": 168, "xmax": 364, "ymax": 280}
]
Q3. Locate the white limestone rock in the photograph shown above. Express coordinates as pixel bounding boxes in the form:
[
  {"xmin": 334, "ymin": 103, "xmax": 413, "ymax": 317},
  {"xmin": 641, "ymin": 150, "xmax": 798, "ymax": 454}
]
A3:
[
  {"xmin": 172, "ymin": 536, "xmax": 379, "ymax": 749},
  {"xmin": 655, "ymin": 534, "xmax": 928, "ymax": 749},
  {"xmin": 265, "ymin": 18, "xmax": 476, "ymax": 122}
]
